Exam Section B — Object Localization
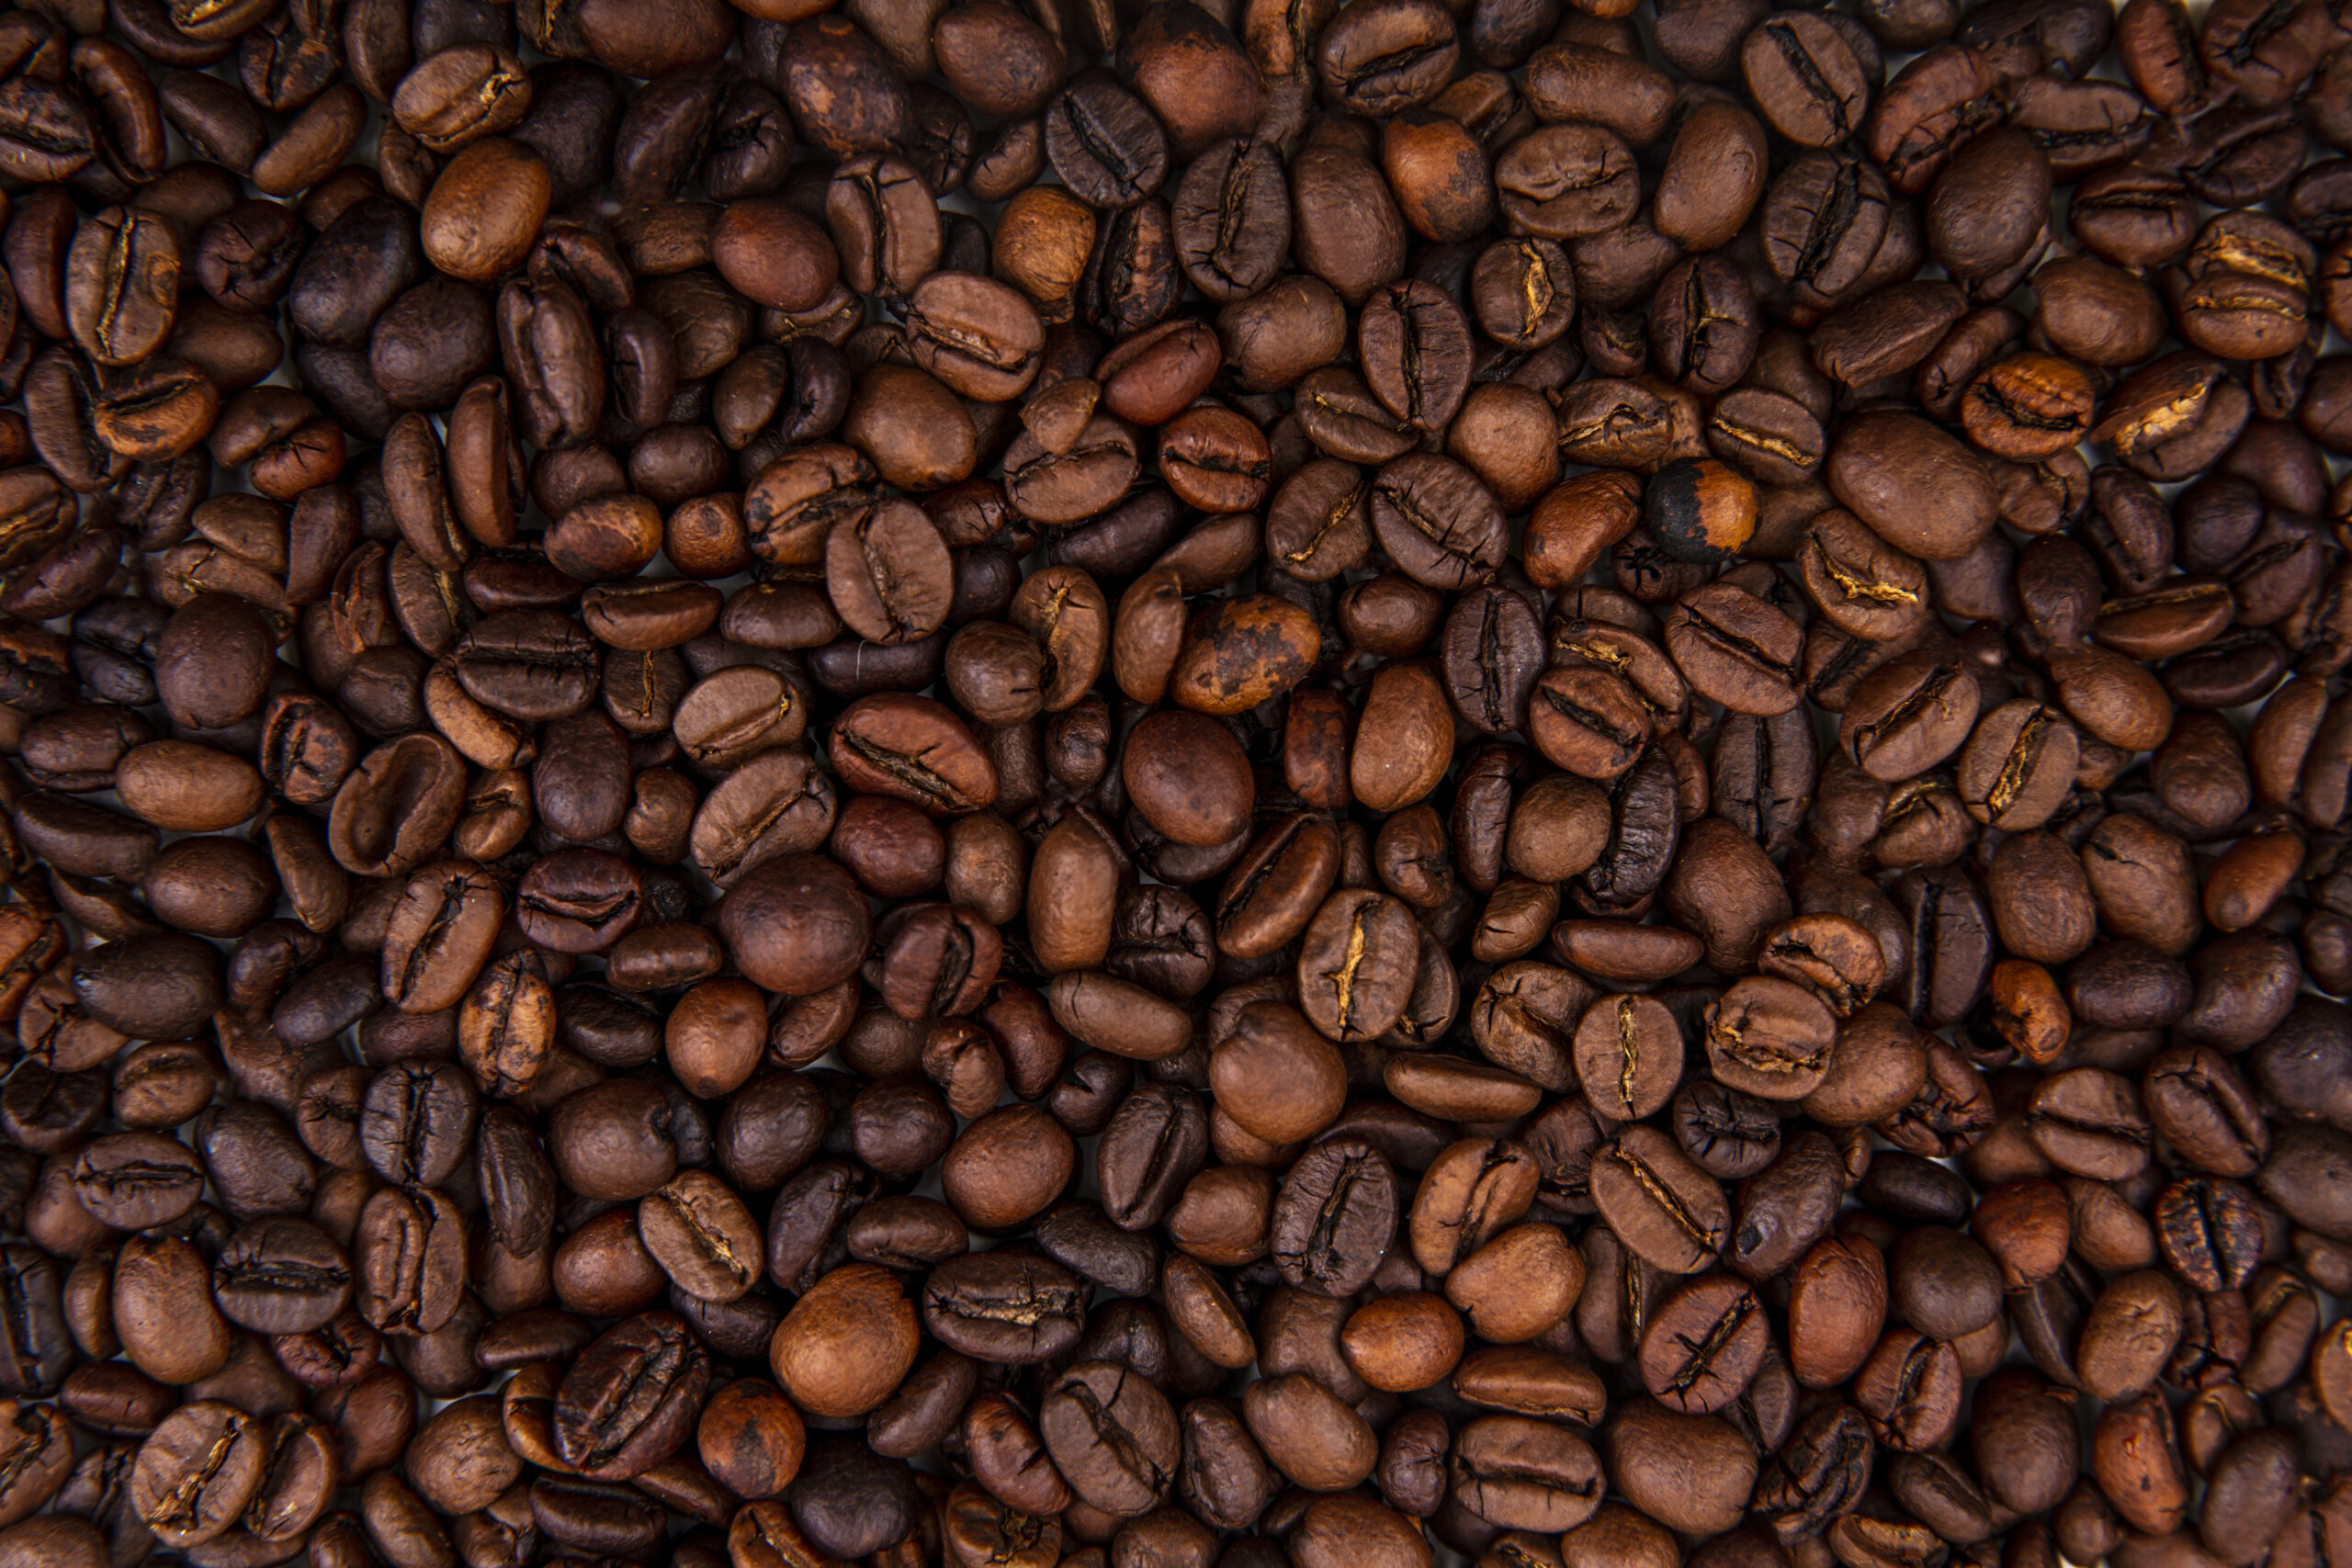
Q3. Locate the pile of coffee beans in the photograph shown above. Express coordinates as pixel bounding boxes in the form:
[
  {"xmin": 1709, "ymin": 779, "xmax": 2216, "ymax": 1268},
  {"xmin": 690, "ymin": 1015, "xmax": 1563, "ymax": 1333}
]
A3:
[{"xmin": 15, "ymin": 0, "xmax": 2352, "ymax": 1567}]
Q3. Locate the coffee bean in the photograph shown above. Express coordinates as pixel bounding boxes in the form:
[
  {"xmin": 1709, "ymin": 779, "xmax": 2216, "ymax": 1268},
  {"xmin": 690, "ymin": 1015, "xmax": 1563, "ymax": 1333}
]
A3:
[
  {"xmin": 1742, "ymin": 12, "xmax": 1870, "ymax": 148},
  {"xmin": 209, "ymin": 1217, "xmax": 354, "ymax": 1337},
  {"xmin": 1040, "ymin": 1360, "xmax": 1181, "ymax": 1516},
  {"xmin": 921, "ymin": 1251, "xmax": 1086, "ymax": 1364},
  {"xmin": 1296, "ymin": 889, "xmax": 1419, "ymax": 1043},
  {"xmin": 1638, "ymin": 1273, "xmax": 1768, "ymax": 1414},
  {"xmin": 1591, "ymin": 1126, "xmax": 1728, "ymax": 1274},
  {"xmin": 552, "ymin": 1312, "xmax": 708, "ymax": 1480},
  {"xmin": 1664, "ymin": 583, "xmax": 1804, "ymax": 716},
  {"xmin": 128, "ymin": 1401, "xmax": 263, "ymax": 1548}
]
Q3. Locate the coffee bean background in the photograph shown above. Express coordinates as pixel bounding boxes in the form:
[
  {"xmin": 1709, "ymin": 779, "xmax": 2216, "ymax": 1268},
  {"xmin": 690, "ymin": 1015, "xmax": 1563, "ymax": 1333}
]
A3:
[{"xmin": 3, "ymin": 3, "xmax": 2352, "ymax": 1568}]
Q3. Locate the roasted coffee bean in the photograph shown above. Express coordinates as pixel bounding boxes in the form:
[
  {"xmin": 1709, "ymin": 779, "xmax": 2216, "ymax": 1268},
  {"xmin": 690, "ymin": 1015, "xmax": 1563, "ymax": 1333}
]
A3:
[
  {"xmin": 1296, "ymin": 889, "xmax": 1420, "ymax": 1043},
  {"xmin": 70, "ymin": 1134, "xmax": 203, "ymax": 1232},
  {"xmin": 1270, "ymin": 1137, "xmax": 1397, "ymax": 1297},
  {"xmin": 212, "ymin": 1216, "xmax": 353, "ymax": 1335},
  {"xmin": 1638, "ymin": 1272, "xmax": 1768, "ymax": 1414},
  {"xmin": 922, "ymin": 1251, "xmax": 1086, "ymax": 1364},
  {"xmin": 553, "ymin": 1312, "xmax": 708, "ymax": 1481},
  {"xmin": 1591, "ymin": 1126, "xmax": 1729, "ymax": 1274},
  {"xmin": 1664, "ymin": 583, "xmax": 1802, "ymax": 716},
  {"xmin": 128, "ymin": 1401, "xmax": 264, "ymax": 1548}
]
